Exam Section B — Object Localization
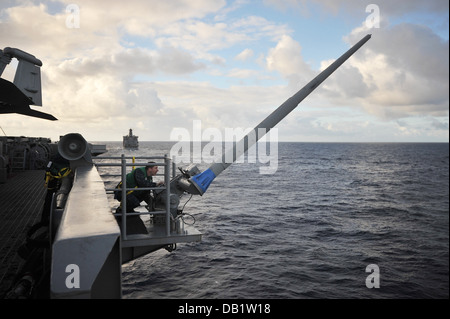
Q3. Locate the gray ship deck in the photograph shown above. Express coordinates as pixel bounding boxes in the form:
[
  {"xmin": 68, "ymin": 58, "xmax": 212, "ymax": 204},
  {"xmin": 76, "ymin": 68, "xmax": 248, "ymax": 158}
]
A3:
[{"xmin": 0, "ymin": 170, "xmax": 46, "ymax": 297}]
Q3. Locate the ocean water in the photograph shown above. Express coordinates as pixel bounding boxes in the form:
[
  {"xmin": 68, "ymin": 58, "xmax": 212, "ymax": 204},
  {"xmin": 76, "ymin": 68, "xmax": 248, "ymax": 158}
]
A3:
[{"xmin": 96, "ymin": 142, "xmax": 449, "ymax": 299}]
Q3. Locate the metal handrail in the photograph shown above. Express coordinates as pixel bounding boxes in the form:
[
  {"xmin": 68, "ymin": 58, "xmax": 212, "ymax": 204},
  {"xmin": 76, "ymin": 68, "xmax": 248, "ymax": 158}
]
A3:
[{"xmin": 93, "ymin": 154, "xmax": 172, "ymax": 240}]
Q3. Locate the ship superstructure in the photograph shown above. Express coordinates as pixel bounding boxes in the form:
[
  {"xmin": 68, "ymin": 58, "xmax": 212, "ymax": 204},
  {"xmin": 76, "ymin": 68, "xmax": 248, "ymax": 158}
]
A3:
[{"xmin": 123, "ymin": 129, "xmax": 138, "ymax": 149}]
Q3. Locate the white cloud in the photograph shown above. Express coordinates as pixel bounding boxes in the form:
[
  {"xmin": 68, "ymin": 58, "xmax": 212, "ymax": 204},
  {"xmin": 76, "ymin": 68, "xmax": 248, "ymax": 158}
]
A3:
[
  {"xmin": 342, "ymin": 22, "xmax": 449, "ymax": 120},
  {"xmin": 68, "ymin": 0, "xmax": 227, "ymax": 35},
  {"xmin": 266, "ymin": 35, "xmax": 314, "ymax": 80},
  {"xmin": 235, "ymin": 48, "xmax": 254, "ymax": 61},
  {"xmin": 0, "ymin": 0, "xmax": 448, "ymax": 142},
  {"xmin": 227, "ymin": 68, "xmax": 260, "ymax": 79},
  {"xmin": 263, "ymin": 0, "xmax": 449, "ymax": 17},
  {"xmin": 153, "ymin": 15, "xmax": 291, "ymax": 62}
]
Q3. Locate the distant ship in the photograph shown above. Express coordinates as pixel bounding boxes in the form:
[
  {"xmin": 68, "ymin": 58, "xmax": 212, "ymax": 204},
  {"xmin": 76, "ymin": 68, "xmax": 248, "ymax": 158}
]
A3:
[{"xmin": 123, "ymin": 128, "xmax": 138, "ymax": 149}]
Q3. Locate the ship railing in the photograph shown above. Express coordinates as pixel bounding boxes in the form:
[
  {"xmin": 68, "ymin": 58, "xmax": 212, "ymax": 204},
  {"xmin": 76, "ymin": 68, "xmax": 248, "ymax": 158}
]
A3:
[{"xmin": 94, "ymin": 154, "xmax": 173, "ymax": 241}]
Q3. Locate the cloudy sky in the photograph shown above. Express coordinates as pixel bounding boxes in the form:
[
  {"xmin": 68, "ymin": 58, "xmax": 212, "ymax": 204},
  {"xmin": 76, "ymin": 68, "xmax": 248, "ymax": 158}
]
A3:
[{"xmin": 1, "ymin": 0, "xmax": 448, "ymax": 142}]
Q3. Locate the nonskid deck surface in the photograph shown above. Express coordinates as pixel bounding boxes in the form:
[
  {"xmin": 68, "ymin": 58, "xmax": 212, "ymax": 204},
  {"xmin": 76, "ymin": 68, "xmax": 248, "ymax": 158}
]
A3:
[{"xmin": 0, "ymin": 170, "xmax": 47, "ymax": 297}]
